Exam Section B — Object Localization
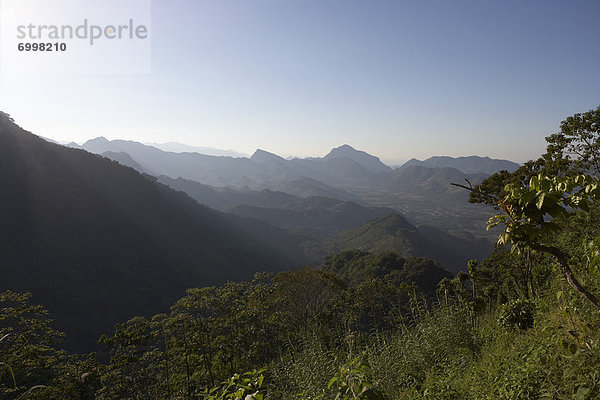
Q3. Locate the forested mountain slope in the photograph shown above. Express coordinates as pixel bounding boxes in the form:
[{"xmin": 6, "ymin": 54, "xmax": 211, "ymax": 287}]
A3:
[
  {"xmin": 322, "ymin": 214, "xmax": 491, "ymax": 273},
  {"xmin": 0, "ymin": 112, "xmax": 295, "ymax": 351}
]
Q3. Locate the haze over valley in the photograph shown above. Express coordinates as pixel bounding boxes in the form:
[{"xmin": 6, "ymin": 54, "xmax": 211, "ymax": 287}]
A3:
[
  {"xmin": 78, "ymin": 136, "xmax": 518, "ymax": 239},
  {"xmin": 0, "ymin": 111, "xmax": 513, "ymax": 350}
]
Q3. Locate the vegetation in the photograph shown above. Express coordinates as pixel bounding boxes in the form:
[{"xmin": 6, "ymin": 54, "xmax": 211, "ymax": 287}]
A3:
[
  {"xmin": 2, "ymin": 107, "xmax": 600, "ymax": 399},
  {"xmin": 0, "ymin": 252, "xmax": 447, "ymax": 399},
  {"xmin": 323, "ymin": 213, "xmax": 491, "ymax": 274}
]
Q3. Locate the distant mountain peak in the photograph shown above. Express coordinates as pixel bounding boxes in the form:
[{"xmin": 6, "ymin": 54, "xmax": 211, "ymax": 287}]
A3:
[
  {"xmin": 84, "ymin": 136, "xmax": 110, "ymax": 145},
  {"xmin": 325, "ymin": 144, "xmax": 360, "ymax": 157},
  {"xmin": 324, "ymin": 144, "xmax": 391, "ymax": 174},
  {"xmin": 0, "ymin": 111, "xmax": 14, "ymax": 123},
  {"xmin": 336, "ymin": 144, "xmax": 357, "ymax": 151},
  {"xmin": 251, "ymin": 149, "xmax": 285, "ymax": 163}
]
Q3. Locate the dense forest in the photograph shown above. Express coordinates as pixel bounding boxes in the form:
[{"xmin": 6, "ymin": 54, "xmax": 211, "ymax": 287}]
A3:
[{"xmin": 2, "ymin": 106, "xmax": 600, "ymax": 399}]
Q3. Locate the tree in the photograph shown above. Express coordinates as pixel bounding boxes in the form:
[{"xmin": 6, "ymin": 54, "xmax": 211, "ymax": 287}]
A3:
[
  {"xmin": 544, "ymin": 105, "xmax": 600, "ymax": 176},
  {"xmin": 98, "ymin": 316, "xmax": 164, "ymax": 399},
  {"xmin": 455, "ymin": 107, "xmax": 600, "ymax": 310},
  {"xmin": 468, "ymin": 105, "xmax": 600, "ymax": 208},
  {"xmin": 0, "ymin": 291, "xmax": 98, "ymax": 400},
  {"xmin": 487, "ymin": 173, "xmax": 600, "ymax": 309}
]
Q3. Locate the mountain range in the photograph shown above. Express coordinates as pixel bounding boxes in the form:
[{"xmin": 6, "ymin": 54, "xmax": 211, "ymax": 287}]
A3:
[
  {"xmin": 401, "ymin": 155, "xmax": 519, "ymax": 175},
  {"xmin": 90, "ymin": 137, "xmax": 513, "ymax": 239},
  {"xmin": 79, "ymin": 138, "xmax": 393, "ymax": 189},
  {"xmin": 3, "ymin": 114, "xmax": 520, "ymax": 350},
  {"xmin": 85, "ymin": 138, "xmax": 518, "ymax": 181},
  {"xmin": 86, "ymin": 138, "xmax": 517, "ymax": 212},
  {"xmin": 153, "ymin": 174, "xmax": 492, "ymax": 272},
  {"xmin": 0, "ymin": 113, "xmax": 296, "ymax": 351},
  {"xmin": 145, "ymin": 142, "xmax": 248, "ymax": 158}
]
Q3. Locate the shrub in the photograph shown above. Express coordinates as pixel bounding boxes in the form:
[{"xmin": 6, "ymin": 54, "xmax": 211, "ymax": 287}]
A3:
[{"xmin": 498, "ymin": 299, "xmax": 535, "ymax": 330}]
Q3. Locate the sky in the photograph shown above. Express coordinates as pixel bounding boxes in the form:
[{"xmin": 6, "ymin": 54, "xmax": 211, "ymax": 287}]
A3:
[{"xmin": 1, "ymin": 0, "xmax": 599, "ymax": 164}]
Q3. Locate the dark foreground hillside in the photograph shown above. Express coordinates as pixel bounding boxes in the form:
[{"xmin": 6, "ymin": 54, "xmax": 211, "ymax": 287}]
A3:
[{"xmin": 0, "ymin": 112, "xmax": 294, "ymax": 351}]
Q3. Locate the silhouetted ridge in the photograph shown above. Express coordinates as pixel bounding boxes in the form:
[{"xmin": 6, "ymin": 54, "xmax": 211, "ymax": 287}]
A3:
[
  {"xmin": 0, "ymin": 114, "xmax": 294, "ymax": 352},
  {"xmin": 102, "ymin": 151, "xmax": 145, "ymax": 172},
  {"xmin": 251, "ymin": 149, "xmax": 286, "ymax": 163},
  {"xmin": 401, "ymin": 155, "xmax": 519, "ymax": 175},
  {"xmin": 324, "ymin": 144, "xmax": 392, "ymax": 174}
]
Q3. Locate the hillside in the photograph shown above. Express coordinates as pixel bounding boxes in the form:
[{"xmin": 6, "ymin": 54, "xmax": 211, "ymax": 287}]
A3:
[
  {"xmin": 385, "ymin": 166, "xmax": 486, "ymax": 195},
  {"xmin": 102, "ymin": 150, "xmax": 146, "ymax": 172},
  {"xmin": 382, "ymin": 165, "xmax": 487, "ymax": 206},
  {"xmin": 323, "ymin": 213, "xmax": 491, "ymax": 273},
  {"xmin": 270, "ymin": 177, "xmax": 358, "ymax": 200},
  {"xmin": 0, "ymin": 113, "xmax": 295, "ymax": 352},
  {"xmin": 157, "ymin": 175, "xmax": 298, "ymax": 210},
  {"xmin": 227, "ymin": 198, "xmax": 397, "ymax": 240}
]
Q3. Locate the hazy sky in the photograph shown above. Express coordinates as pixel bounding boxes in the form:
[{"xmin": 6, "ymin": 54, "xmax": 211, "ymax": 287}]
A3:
[{"xmin": 1, "ymin": 0, "xmax": 599, "ymax": 164}]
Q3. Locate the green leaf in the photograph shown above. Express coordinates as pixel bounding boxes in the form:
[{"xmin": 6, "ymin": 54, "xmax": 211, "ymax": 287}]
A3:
[
  {"xmin": 328, "ymin": 377, "xmax": 338, "ymax": 389},
  {"xmin": 536, "ymin": 193, "xmax": 546, "ymax": 209},
  {"xmin": 575, "ymin": 386, "xmax": 591, "ymax": 400},
  {"xmin": 547, "ymin": 204, "xmax": 567, "ymax": 219},
  {"xmin": 529, "ymin": 175, "xmax": 539, "ymax": 189},
  {"xmin": 541, "ymin": 179, "xmax": 551, "ymax": 192},
  {"xmin": 0, "ymin": 362, "xmax": 16, "ymax": 388},
  {"xmin": 520, "ymin": 190, "xmax": 535, "ymax": 205}
]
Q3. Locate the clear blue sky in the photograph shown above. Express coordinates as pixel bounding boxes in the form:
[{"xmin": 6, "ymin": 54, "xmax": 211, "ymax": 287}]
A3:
[{"xmin": 1, "ymin": 0, "xmax": 599, "ymax": 164}]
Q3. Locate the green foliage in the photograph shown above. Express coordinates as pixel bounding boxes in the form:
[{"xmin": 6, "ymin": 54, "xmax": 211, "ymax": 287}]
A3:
[
  {"xmin": 471, "ymin": 249, "xmax": 537, "ymax": 304},
  {"xmin": 323, "ymin": 250, "xmax": 402, "ymax": 284},
  {"xmin": 367, "ymin": 304, "xmax": 476, "ymax": 398},
  {"xmin": 498, "ymin": 299, "xmax": 535, "ymax": 330},
  {"xmin": 342, "ymin": 278, "xmax": 411, "ymax": 333},
  {"xmin": 90, "ymin": 256, "xmax": 449, "ymax": 399},
  {"xmin": 322, "ymin": 250, "xmax": 451, "ymax": 297},
  {"xmin": 545, "ymin": 105, "xmax": 600, "ymax": 177},
  {"xmin": 269, "ymin": 333, "xmax": 341, "ymax": 399},
  {"xmin": 326, "ymin": 355, "xmax": 384, "ymax": 400},
  {"xmin": 0, "ymin": 291, "xmax": 99, "ymax": 399},
  {"xmin": 200, "ymin": 368, "xmax": 267, "ymax": 400},
  {"xmin": 488, "ymin": 174, "xmax": 600, "ymax": 248},
  {"xmin": 97, "ymin": 316, "xmax": 164, "ymax": 399},
  {"xmin": 4, "ymin": 243, "xmax": 600, "ymax": 399},
  {"xmin": 483, "ymin": 171, "xmax": 600, "ymax": 310},
  {"xmin": 470, "ymin": 105, "xmax": 600, "ymax": 208}
]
